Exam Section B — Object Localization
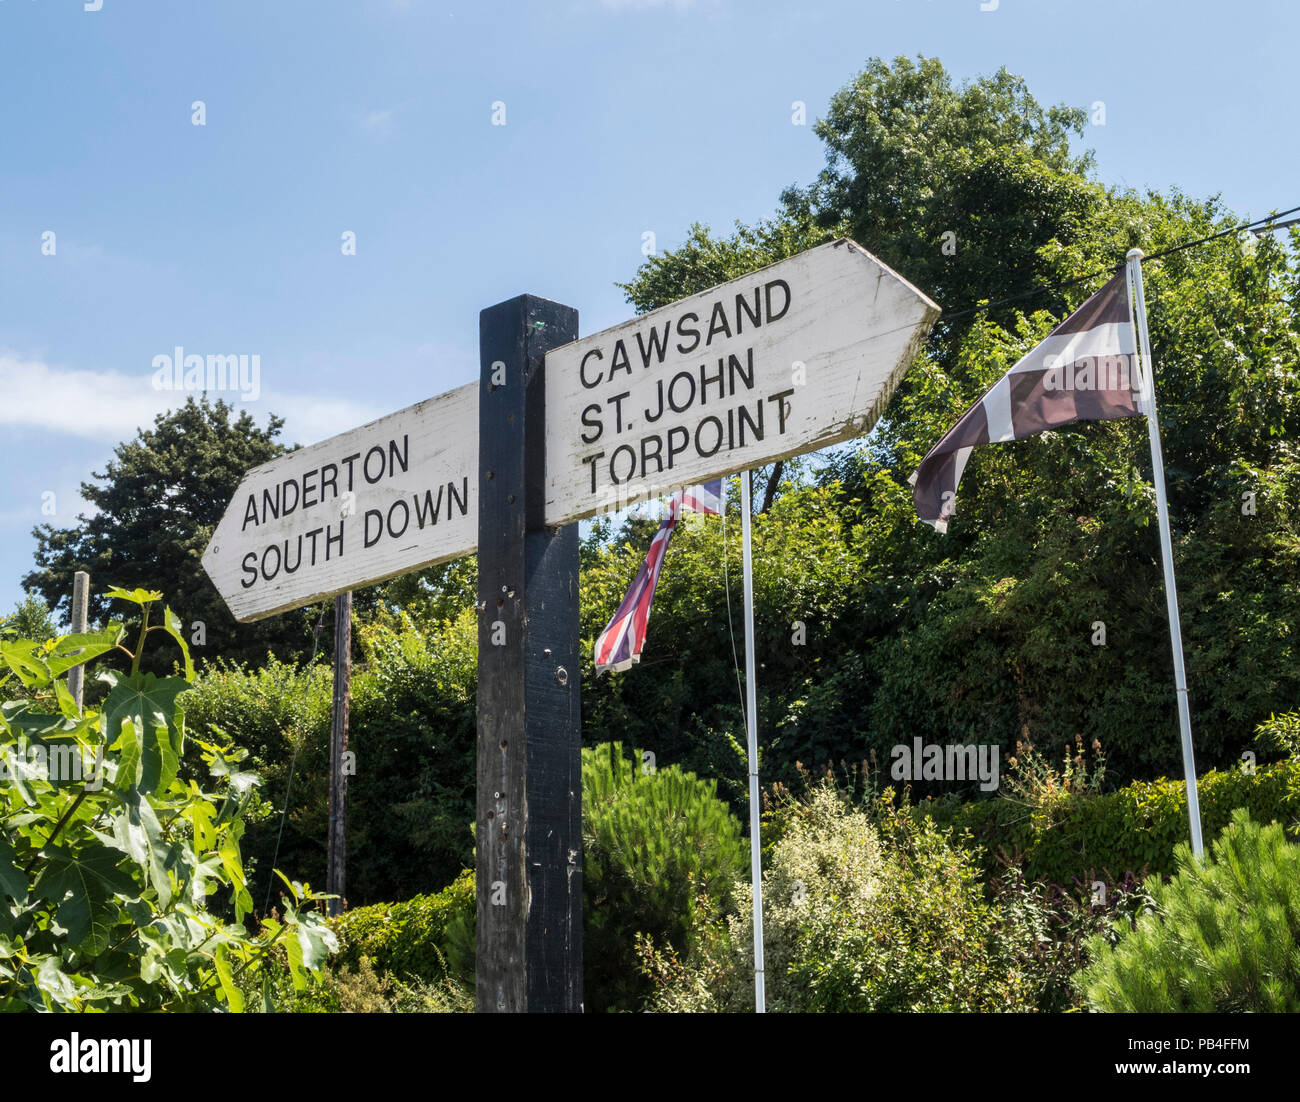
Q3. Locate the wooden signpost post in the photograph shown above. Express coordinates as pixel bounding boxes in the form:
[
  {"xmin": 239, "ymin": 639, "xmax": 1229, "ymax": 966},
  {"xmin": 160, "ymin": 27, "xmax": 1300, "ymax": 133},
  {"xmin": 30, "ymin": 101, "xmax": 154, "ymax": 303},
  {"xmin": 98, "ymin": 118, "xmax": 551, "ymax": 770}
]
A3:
[{"xmin": 202, "ymin": 238, "xmax": 939, "ymax": 1013}]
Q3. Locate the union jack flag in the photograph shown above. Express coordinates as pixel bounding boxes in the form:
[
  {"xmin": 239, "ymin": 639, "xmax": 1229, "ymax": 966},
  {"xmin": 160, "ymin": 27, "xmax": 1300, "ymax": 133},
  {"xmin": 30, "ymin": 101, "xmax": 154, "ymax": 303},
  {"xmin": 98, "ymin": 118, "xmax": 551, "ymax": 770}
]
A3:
[{"xmin": 593, "ymin": 479, "xmax": 723, "ymax": 674}]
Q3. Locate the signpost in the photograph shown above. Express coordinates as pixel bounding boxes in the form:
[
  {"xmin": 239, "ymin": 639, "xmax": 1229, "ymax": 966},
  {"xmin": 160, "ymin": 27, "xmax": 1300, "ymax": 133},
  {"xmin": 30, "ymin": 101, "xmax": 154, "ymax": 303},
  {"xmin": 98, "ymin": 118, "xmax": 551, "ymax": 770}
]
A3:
[
  {"xmin": 544, "ymin": 238, "xmax": 939, "ymax": 525},
  {"xmin": 202, "ymin": 383, "xmax": 477, "ymax": 622},
  {"xmin": 201, "ymin": 237, "xmax": 940, "ymax": 1013}
]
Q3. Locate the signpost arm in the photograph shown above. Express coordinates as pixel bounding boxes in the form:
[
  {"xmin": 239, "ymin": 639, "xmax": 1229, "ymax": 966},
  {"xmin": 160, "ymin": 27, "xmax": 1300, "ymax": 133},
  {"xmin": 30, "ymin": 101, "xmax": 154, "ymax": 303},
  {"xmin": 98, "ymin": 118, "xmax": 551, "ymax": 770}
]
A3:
[
  {"xmin": 477, "ymin": 295, "xmax": 582, "ymax": 1013},
  {"xmin": 327, "ymin": 591, "xmax": 352, "ymax": 917}
]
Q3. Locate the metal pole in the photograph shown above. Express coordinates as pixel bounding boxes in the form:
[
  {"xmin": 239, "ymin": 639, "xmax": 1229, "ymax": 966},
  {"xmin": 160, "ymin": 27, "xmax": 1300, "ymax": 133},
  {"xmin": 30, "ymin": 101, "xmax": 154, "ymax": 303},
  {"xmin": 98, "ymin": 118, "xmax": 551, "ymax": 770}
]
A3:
[
  {"xmin": 67, "ymin": 571, "xmax": 90, "ymax": 710},
  {"xmin": 739, "ymin": 471, "xmax": 766, "ymax": 1012},
  {"xmin": 1125, "ymin": 248, "xmax": 1205, "ymax": 859},
  {"xmin": 327, "ymin": 590, "xmax": 352, "ymax": 916}
]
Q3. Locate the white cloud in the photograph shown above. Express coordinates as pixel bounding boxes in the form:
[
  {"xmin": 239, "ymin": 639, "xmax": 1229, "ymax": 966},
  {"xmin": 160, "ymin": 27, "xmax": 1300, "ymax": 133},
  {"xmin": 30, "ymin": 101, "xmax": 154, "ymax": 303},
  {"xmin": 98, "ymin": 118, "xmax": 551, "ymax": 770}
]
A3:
[
  {"xmin": 358, "ymin": 107, "xmax": 397, "ymax": 139},
  {"xmin": 0, "ymin": 352, "xmax": 383, "ymax": 450},
  {"xmin": 0, "ymin": 353, "xmax": 169, "ymax": 443}
]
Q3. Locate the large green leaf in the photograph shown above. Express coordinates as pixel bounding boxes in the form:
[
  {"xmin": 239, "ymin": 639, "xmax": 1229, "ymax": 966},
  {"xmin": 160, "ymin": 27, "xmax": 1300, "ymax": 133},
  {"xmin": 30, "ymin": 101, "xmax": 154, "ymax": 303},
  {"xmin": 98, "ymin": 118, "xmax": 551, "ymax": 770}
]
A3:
[
  {"xmin": 213, "ymin": 943, "xmax": 244, "ymax": 1012},
  {"xmin": 31, "ymin": 844, "xmax": 135, "ymax": 957},
  {"xmin": 101, "ymin": 670, "xmax": 190, "ymax": 795},
  {"xmin": 98, "ymin": 790, "xmax": 173, "ymax": 909},
  {"xmin": 0, "ymin": 626, "xmax": 123, "ymax": 689},
  {"xmin": 156, "ymin": 606, "xmax": 196, "ymax": 682}
]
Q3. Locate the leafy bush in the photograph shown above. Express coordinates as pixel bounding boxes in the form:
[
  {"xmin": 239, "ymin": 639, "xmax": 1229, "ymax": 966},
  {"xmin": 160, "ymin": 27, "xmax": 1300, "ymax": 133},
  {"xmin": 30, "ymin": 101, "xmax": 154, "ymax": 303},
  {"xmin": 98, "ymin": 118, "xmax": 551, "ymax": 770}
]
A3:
[
  {"xmin": 183, "ymin": 655, "xmax": 333, "ymax": 906},
  {"xmin": 582, "ymin": 741, "xmax": 746, "ymax": 1012},
  {"xmin": 183, "ymin": 609, "xmax": 477, "ymax": 905},
  {"xmin": 0, "ymin": 587, "xmax": 335, "ymax": 1011},
  {"xmin": 247, "ymin": 952, "xmax": 472, "ymax": 1013},
  {"xmin": 344, "ymin": 611, "xmax": 476, "ymax": 902},
  {"xmin": 639, "ymin": 781, "xmax": 1036, "ymax": 1012},
  {"xmin": 936, "ymin": 753, "xmax": 1300, "ymax": 885},
  {"xmin": 332, "ymin": 868, "xmax": 475, "ymax": 984},
  {"xmin": 1081, "ymin": 809, "xmax": 1300, "ymax": 1011}
]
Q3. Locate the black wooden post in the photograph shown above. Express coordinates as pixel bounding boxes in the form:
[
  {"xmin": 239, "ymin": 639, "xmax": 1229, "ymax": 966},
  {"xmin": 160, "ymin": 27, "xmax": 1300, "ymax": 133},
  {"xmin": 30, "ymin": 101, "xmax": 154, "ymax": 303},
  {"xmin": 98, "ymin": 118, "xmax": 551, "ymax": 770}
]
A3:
[{"xmin": 477, "ymin": 295, "xmax": 582, "ymax": 1013}]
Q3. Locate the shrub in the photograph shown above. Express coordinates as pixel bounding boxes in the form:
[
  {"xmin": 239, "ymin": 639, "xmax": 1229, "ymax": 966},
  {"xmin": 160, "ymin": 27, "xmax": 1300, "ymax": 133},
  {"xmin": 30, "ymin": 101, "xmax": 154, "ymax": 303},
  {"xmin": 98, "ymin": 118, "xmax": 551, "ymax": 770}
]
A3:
[
  {"xmin": 332, "ymin": 868, "xmax": 475, "ymax": 984},
  {"xmin": 183, "ymin": 656, "xmax": 333, "ymax": 904},
  {"xmin": 183, "ymin": 610, "xmax": 478, "ymax": 906},
  {"xmin": 1081, "ymin": 809, "xmax": 1300, "ymax": 1011},
  {"xmin": 932, "ymin": 736, "xmax": 1300, "ymax": 885},
  {"xmin": 344, "ymin": 611, "xmax": 477, "ymax": 902},
  {"xmin": 0, "ymin": 587, "xmax": 335, "ymax": 1012},
  {"xmin": 248, "ymin": 952, "xmax": 473, "ymax": 1013},
  {"xmin": 582, "ymin": 741, "xmax": 746, "ymax": 1013},
  {"xmin": 640, "ymin": 781, "xmax": 1036, "ymax": 1012}
]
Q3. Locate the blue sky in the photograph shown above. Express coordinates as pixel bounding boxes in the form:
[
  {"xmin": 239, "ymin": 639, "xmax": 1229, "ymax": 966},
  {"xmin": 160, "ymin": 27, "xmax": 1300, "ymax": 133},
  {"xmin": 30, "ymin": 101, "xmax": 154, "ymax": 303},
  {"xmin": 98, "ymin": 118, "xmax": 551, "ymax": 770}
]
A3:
[{"xmin": 1, "ymin": 0, "xmax": 1295, "ymax": 619}]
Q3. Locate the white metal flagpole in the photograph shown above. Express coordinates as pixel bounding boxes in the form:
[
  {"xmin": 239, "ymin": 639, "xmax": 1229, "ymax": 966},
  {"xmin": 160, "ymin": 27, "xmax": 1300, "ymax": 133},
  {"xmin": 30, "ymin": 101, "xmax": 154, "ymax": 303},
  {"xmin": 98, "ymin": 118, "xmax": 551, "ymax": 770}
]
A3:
[
  {"xmin": 1125, "ymin": 247, "xmax": 1205, "ymax": 859},
  {"xmin": 739, "ymin": 470, "xmax": 767, "ymax": 1011}
]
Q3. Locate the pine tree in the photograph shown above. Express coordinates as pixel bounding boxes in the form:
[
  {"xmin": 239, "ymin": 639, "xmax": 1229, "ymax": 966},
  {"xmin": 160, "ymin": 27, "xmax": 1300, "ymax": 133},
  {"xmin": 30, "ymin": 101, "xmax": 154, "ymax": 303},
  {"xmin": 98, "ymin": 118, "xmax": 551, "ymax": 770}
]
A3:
[{"xmin": 1082, "ymin": 809, "xmax": 1300, "ymax": 1011}]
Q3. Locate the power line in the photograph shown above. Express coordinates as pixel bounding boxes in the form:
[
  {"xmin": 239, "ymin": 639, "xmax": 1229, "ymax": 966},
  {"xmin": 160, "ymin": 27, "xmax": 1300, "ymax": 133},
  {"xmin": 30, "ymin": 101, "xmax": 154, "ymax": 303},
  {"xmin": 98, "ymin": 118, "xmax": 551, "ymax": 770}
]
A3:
[{"xmin": 941, "ymin": 203, "xmax": 1300, "ymax": 323}]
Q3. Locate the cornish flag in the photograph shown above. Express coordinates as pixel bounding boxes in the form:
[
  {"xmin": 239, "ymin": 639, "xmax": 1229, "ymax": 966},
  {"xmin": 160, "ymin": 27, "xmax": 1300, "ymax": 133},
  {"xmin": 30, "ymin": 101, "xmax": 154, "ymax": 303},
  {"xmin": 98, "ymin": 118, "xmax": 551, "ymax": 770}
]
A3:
[
  {"xmin": 911, "ymin": 272, "xmax": 1145, "ymax": 532},
  {"xmin": 594, "ymin": 479, "xmax": 723, "ymax": 674}
]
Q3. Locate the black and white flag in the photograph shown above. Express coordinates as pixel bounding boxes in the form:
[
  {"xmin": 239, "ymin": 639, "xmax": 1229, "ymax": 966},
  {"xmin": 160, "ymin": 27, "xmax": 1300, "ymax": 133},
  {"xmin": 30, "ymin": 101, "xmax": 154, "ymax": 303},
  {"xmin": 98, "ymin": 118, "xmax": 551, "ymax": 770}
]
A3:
[{"xmin": 911, "ymin": 272, "xmax": 1145, "ymax": 532}]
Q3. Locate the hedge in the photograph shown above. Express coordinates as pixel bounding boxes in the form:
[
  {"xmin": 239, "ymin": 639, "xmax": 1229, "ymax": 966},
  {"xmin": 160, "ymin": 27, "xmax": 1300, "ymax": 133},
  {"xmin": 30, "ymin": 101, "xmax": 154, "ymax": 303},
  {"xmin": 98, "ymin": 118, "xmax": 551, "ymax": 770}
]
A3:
[{"xmin": 932, "ymin": 759, "xmax": 1300, "ymax": 886}]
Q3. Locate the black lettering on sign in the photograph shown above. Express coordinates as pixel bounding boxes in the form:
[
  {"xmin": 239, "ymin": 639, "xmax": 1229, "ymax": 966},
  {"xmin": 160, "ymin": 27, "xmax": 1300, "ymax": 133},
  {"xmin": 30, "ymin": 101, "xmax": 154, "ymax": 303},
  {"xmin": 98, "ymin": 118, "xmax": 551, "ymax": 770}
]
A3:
[
  {"xmin": 675, "ymin": 311, "xmax": 701, "ymax": 355},
  {"xmin": 706, "ymin": 301, "xmax": 732, "ymax": 344},
  {"xmin": 580, "ymin": 348, "xmax": 603, "ymax": 389},
  {"xmin": 636, "ymin": 323, "xmax": 672, "ymax": 368},
  {"xmin": 416, "ymin": 485, "xmax": 445, "ymax": 527},
  {"xmin": 765, "ymin": 279, "xmax": 791, "ymax": 322},
  {"xmin": 609, "ymin": 340, "xmax": 632, "ymax": 380}
]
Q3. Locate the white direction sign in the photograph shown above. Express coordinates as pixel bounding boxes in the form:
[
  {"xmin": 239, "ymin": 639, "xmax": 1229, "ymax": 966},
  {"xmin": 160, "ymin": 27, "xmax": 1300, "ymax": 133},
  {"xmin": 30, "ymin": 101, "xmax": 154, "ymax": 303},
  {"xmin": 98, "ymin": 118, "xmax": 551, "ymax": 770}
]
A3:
[
  {"xmin": 542, "ymin": 238, "xmax": 940, "ymax": 526},
  {"xmin": 203, "ymin": 383, "xmax": 478, "ymax": 622}
]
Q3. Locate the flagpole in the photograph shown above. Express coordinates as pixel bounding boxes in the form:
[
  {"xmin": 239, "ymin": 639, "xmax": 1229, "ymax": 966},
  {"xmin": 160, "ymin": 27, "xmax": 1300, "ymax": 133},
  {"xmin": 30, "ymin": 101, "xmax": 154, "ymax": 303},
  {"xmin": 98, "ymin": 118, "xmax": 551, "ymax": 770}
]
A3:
[
  {"xmin": 739, "ymin": 470, "xmax": 767, "ymax": 1011},
  {"xmin": 1125, "ymin": 248, "xmax": 1205, "ymax": 859}
]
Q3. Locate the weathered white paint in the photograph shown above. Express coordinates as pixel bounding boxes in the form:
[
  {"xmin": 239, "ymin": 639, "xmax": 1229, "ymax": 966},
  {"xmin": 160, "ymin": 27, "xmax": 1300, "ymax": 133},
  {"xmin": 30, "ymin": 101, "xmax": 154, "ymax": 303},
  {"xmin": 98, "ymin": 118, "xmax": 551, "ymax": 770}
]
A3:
[
  {"xmin": 542, "ymin": 238, "xmax": 940, "ymax": 526},
  {"xmin": 203, "ymin": 383, "xmax": 477, "ymax": 622}
]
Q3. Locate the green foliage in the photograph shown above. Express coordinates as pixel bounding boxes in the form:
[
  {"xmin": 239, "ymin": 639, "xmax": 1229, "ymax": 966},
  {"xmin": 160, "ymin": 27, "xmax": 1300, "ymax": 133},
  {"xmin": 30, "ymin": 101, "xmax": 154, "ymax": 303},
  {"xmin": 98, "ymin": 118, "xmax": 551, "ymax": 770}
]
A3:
[
  {"xmin": 798, "ymin": 55, "xmax": 1102, "ymax": 351},
  {"xmin": 23, "ymin": 396, "xmax": 324, "ymax": 673},
  {"xmin": 1, "ymin": 594, "xmax": 55, "ymax": 645},
  {"xmin": 639, "ymin": 782, "xmax": 1033, "ymax": 1012},
  {"xmin": 611, "ymin": 55, "xmax": 1300, "ymax": 791},
  {"xmin": 248, "ymin": 951, "xmax": 473, "ymax": 1013},
  {"xmin": 344, "ymin": 611, "xmax": 477, "ymax": 902},
  {"xmin": 582, "ymin": 741, "xmax": 746, "ymax": 1013},
  {"xmin": 0, "ymin": 587, "xmax": 335, "ymax": 1011},
  {"xmin": 1081, "ymin": 809, "xmax": 1300, "ymax": 1011},
  {"xmin": 332, "ymin": 868, "xmax": 475, "ymax": 985},
  {"xmin": 934, "ymin": 732, "xmax": 1300, "ymax": 885},
  {"xmin": 181, "ymin": 655, "xmax": 333, "ymax": 904},
  {"xmin": 1257, "ymin": 710, "xmax": 1300, "ymax": 760},
  {"xmin": 183, "ymin": 609, "xmax": 477, "ymax": 905}
]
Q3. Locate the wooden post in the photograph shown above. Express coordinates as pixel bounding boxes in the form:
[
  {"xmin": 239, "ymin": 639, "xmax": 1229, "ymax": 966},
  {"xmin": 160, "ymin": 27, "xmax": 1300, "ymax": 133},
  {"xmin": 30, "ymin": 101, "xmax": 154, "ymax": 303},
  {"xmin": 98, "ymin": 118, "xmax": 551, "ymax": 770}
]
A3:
[
  {"xmin": 67, "ymin": 571, "xmax": 90, "ymax": 710},
  {"xmin": 327, "ymin": 591, "xmax": 352, "ymax": 918},
  {"xmin": 477, "ymin": 295, "xmax": 582, "ymax": 1013}
]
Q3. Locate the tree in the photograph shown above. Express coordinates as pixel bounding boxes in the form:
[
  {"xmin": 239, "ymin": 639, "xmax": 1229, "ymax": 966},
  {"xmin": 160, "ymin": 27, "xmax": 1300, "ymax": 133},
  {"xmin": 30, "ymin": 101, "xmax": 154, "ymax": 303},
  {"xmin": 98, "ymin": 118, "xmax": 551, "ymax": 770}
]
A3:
[
  {"xmin": 1081, "ymin": 809, "xmax": 1300, "ymax": 1012},
  {"xmin": 23, "ymin": 396, "xmax": 325, "ymax": 673},
  {"xmin": 603, "ymin": 55, "xmax": 1300, "ymax": 788},
  {"xmin": 1, "ymin": 594, "xmax": 55, "ymax": 641}
]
